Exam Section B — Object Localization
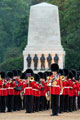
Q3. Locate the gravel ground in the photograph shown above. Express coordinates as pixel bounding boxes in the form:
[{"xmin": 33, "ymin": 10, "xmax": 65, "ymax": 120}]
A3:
[{"xmin": 0, "ymin": 110, "xmax": 80, "ymax": 120}]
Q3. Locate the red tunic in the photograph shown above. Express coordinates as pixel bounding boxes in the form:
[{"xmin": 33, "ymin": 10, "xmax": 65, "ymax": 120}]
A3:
[
  {"xmin": 68, "ymin": 79, "xmax": 73, "ymax": 97},
  {"xmin": 7, "ymin": 81, "xmax": 16, "ymax": 95},
  {"xmin": 14, "ymin": 79, "xmax": 22, "ymax": 95},
  {"xmin": 0, "ymin": 80, "xmax": 8, "ymax": 96},
  {"xmin": 49, "ymin": 75, "xmax": 61, "ymax": 95},
  {"xmin": 62, "ymin": 79, "xmax": 69, "ymax": 95}
]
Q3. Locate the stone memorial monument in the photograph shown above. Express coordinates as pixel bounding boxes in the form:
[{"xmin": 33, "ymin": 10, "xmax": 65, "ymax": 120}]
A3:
[{"xmin": 23, "ymin": 2, "xmax": 65, "ymax": 71}]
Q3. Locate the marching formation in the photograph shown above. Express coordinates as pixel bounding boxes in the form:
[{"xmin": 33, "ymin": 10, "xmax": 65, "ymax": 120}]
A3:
[{"xmin": 0, "ymin": 63, "xmax": 80, "ymax": 116}]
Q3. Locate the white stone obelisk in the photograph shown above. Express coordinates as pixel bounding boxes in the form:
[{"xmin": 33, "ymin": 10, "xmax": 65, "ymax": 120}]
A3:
[{"xmin": 23, "ymin": 2, "xmax": 65, "ymax": 71}]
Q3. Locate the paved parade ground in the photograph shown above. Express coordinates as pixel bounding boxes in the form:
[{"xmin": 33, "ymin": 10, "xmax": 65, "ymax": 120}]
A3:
[{"xmin": 0, "ymin": 110, "xmax": 80, "ymax": 120}]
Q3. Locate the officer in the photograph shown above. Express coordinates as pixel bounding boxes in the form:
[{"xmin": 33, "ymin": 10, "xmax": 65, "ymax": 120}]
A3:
[{"xmin": 49, "ymin": 63, "xmax": 63, "ymax": 116}]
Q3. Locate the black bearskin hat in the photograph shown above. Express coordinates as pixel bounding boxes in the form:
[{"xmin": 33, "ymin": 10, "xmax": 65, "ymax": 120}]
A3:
[
  {"xmin": 50, "ymin": 63, "xmax": 59, "ymax": 72},
  {"xmin": 68, "ymin": 71, "xmax": 73, "ymax": 79},
  {"xmin": 12, "ymin": 70, "xmax": 18, "ymax": 76},
  {"xmin": 25, "ymin": 69, "xmax": 33, "ymax": 76},
  {"xmin": 38, "ymin": 72, "xmax": 44, "ymax": 79},
  {"xmin": 7, "ymin": 72, "xmax": 13, "ymax": 78},
  {"xmin": 44, "ymin": 71, "xmax": 50, "ymax": 77},
  {"xmin": 58, "ymin": 69, "xmax": 63, "ymax": 76},
  {"xmin": 20, "ymin": 73, "xmax": 26, "ymax": 79},
  {"xmin": 34, "ymin": 74, "xmax": 40, "ymax": 82},
  {"xmin": 0, "ymin": 72, "xmax": 6, "ymax": 79},
  {"xmin": 49, "ymin": 72, "xmax": 53, "ymax": 76},
  {"xmin": 63, "ymin": 69, "xmax": 69, "ymax": 76},
  {"xmin": 71, "ymin": 69, "xmax": 76, "ymax": 78},
  {"xmin": 17, "ymin": 70, "xmax": 21, "ymax": 76}
]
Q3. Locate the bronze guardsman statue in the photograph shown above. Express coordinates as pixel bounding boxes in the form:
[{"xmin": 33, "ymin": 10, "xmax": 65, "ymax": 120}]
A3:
[
  {"xmin": 33, "ymin": 54, "xmax": 38, "ymax": 70},
  {"xmin": 26, "ymin": 54, "xmax": 32, "ymax": 68},
  {"xmin": 40, "ymin": 54, "xmax": 45, "ymax": 70},
  {"xmin": 54, "ymin": 54, "xmax": 59, "ymax": 64},
  {"xmin": 47, "ymin": 54, "xmax": 52, "ymax": 70}
]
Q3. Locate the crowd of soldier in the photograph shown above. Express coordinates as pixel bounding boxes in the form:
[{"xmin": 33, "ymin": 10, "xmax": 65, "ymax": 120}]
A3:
[{"xmin": 0, "ymin": 63, "xmax": 80, "ymax": 116}]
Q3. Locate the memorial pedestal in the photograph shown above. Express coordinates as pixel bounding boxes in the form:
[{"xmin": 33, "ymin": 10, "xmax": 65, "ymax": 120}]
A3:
[{"xmin": 23, "ymin": 2, "xmax": 65, "ymax": 72}]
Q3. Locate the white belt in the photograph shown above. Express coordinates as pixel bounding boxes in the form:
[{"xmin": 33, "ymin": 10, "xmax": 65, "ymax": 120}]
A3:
[
  {"xmin": 25, "ymin": 87, "xmax": 32, "ymax": 89},
  {"xmin": 1, "ymin": 88, "xmax": 7, "ymax": 90},
  {"xmin": 51, "ymin": 85, "xmax": 60, "ymax": 88},
  {"xmin": 32, "ymin": 89, "xmax": 39, "ymax": 91},
  {"xmin": 8, "ymin": 87, "xmax": 14, "ymax": 89},
  {"xmin": 64, "ymin": 87, "xmax": 73, "ymax": 88},
  {"xmin": 24, "ymin": 87, "xmax": 32, "ymax": 94},
  {"xmin": 64, "ymin": 87, "xmax": 70, "ymax": 88}
]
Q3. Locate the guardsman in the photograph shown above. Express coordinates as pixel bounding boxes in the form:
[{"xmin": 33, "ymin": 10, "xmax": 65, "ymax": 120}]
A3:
[
  {"xmin": 24, "ymin": 69, "xmax": 34, "ymax": 113},
  {"xmin": 58, "ymin": 69, "xmax": 64, "ymax": 113},
  {"xmin": 71, "ymin": 69, "xmax": 79, "ymax": 111},
  {"xmin": 0, "ymin": 72, "xmax": 8, "ymax": 112},
  {"xmin": 38, "ymin": 72, "xmax": 45, "ymax": 111},
  {"xmin": 20, "ymin": 72, "xmax": 26, "ymax": 110},
  {"xmin": 49, "ymin": 63, "xmax": 63, "ymax": 116},
  {"xmin": 63, "ymin": 69, "xmax": 69, "ymax": 112},
  {"xmin": 68, "ymin": 71, "xmax": 74, "ymax": 112},
  {"xmin": 7, "ymin": 71, "xmax": 16, "ymax": 112},
  {"xmin": 45, "ymin": 71, "xmax": 51, "ymax": 110},
  {"xmin": 13, "ymin": 70, "xmax": 22, "ymax": 111},
  {"xmin": 24, "ymin": 69, "xmax": 41, "ymax": 113},
  {"xmin": 33, "ymin": 74, "xmax": 40, "ymax": 112},
  {"xmin": 16, "ymin": 70, "xmax": 22, "ymax": 111}
]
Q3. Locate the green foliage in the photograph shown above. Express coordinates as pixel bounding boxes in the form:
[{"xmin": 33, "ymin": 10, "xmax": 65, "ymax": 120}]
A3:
[
  {"xmin": 0, "ymin": 55, "xmax": 23, "ymax": 72},
  {"xmin": 0, "ymin": 0, "xmax": 80, "ymax": 71}
]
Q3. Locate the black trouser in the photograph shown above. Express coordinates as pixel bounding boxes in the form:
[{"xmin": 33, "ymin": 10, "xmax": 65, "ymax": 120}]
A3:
[
  {"xmin": 39, "ymin": 96, "xmax": 45, "ymax": 111},
  {"xmin": 13, "ymin": 95, "xmax": 21, "ymax": 111},
  {"xmin": 0, "ymin": 96, "xmax": 6, "ymax": 112},
  {"xmin": 23, "ymin": 95, "xmax": 25, "ymax": 109},
  {"xmin": 73, "ymin": 96, "xmax": 76, "ymax": 111},
  {"xmin": 0, "ymin": 96, "xmax": 1, "ymax": 111},
  {"xmin": 78, "ymin": 96, "xmax": 80, "ymax": 109},
  {"xmin": 35, "ymin": 97, "xmax": 40, "ymax": 112},
  {"xmin": 59, "ymin": 95, "xmax": 64, "ymax": 113},
  {"xmin": 32, "ymin": 96, "xmax": 36, "ymax": 112},
  {"xmin": 17, "ymin": 95, "xmax": 22, "ymax": 110},
  {"xmin": 51, "ymin": 95, "xmax": 59, "ymax": 115},
  {"xmin": 25, "ymin": 95, "xmax": 33, "ymax": 113},
  {"xmin": 7, "ymin": 95, "xmax": 14, "ymax": 112},
  {"xmin": 44, "ymin": 97, "xmax": 47, "ymax": 110},
  {"xmin": 13, "ymin": 95, "xmax": 17, "ymax": 111},
  {"xmin": 68, "ymin": 96, "xmax": 73, "ymax": 112},
  {"xmin": 64, "ymin": 95, "xmax": 69, "ymax": 112}
]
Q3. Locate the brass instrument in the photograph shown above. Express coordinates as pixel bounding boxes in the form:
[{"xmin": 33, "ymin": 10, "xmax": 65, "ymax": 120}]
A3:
[{"xmin": 30, "ymin": 76, "xmax": 34, "ymax": 81}]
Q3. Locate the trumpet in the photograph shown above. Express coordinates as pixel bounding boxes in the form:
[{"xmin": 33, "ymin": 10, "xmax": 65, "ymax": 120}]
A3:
[{"xmin": 30, "ymin": 76, "xmax": 34, "ymax": 81}]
